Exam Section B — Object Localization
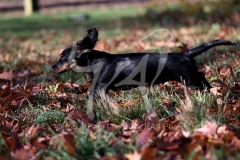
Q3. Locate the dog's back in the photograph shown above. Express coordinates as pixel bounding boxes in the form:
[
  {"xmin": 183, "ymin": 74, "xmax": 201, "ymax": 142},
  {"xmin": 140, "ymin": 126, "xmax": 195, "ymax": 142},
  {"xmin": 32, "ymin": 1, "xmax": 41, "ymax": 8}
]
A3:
[{"xmin": 75, "ymin": 39, "xmax": 235, "ymax": 94}]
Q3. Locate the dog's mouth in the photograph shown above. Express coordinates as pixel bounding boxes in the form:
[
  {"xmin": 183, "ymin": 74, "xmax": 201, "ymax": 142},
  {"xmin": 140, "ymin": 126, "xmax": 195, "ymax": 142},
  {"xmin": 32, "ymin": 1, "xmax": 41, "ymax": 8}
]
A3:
[
  {"xmin": 50, "ymin": 69, "xmax": 70, "ymax": 75},
  {"xmin": 50, "ymin": 67, "xmax": 71, "ymax": 75},
  {"xmin": 57, "ymin": 69, "xmax": 71, "ymax": 74},
  {"xmin": 50, "ymin": 63, "xmax": 72, "ymax": 74}
]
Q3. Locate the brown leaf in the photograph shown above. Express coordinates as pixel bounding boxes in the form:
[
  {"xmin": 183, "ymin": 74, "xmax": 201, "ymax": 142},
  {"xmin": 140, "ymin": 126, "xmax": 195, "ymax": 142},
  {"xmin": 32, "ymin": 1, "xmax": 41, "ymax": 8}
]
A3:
[
  {"xmin": 30, "ymin": 84, "xmax": 42, "ymax": 95},
  {"xmin": 218, "ymin": 66, "xmax": 234, "ymax": 79},
  {"xmin": 211, "ymin": 79, "xmax": 229, "ymax": 87},
  {"xmin": 73, "ymin": 82, "xmax": 91, "ymax": 93},
  {"xmin": 198, "ymin": 65, "xmax": 214, "ymax": 78},
  {"xmin": 125, "ymin": 151, "xmax": 141, "ymax": 160},
  {"xmin": 66, "ymin": 103, "xmax": 74, "ymax": 112},
  {"xmin": 67, "ymin": 109, "xmax": 96, "ymax": 125},
  {"xmin": 0, "ymin": 119, "xmax": 19, "ymax": 134},
  {"xmin": 46, "ymin": 100, "xmax": 61, "ymax": 108},
  {"xmin": 137, "ymin": 129, "xmax": 154, "ymax": 148},
  {"xmin": 32, "ymin": 137, "xmax": 49, "ymax": 149},
  {"xmin": 0, "ymin": 84, "xmax": 10, "ymax": 97},
  {"xmin": 179, "ymin": 42, "xmax": 189, "ymax": 52},
  {"xmin": 12, "ymin": 90, "xmax": 30, "ymax": 101},
  {"xmin": 67, "ymin": 109, "xmax": 85, "ymax": 118},
  {"xmin": 12, "ymin": 147, "xmax": 35, "ymax": 160},
  {"xmin": 0, "ymin": 71, "xmax": 13, "ymax": 80},
  {"xmin": 23, "ymin": 125, "xmax": 39, "ymax": 138},
  {"xmin": 210, "ymin": 87, "xmax": 222, "ymax": 96},
  {"xmin": 130, "ymin": 119, "xmax": 144, "ymax": 133},
  {"xmin": 141, "ymin": 145, "xmax": 157, "ymax": 160},
  {"xmin": 121, "ymin": 98, "xmax": 140, "ymax": 107},
  {"xmin": 1, "ymin": 133, "xmax": 22, "ymax": 151},
  {"xmin": 232, "ymin": 137, "xmax": 240, "ymax": 151},
  {"xmin": 143, "ymin": 110, "xmax": 165, "ymax": 132},
  {"xmin": 143, "ymin": 110, "xmax": 160, "ymax": 124},
  {"xmin": 121, "ymin": 121, "xmax": 130, "ymax": 131},
  {"xmin": 216, "ymin": 125, "xmax": 228, "ymax": 135},
  {"xmin": 60, "ymin": 132, "xmax": 76, "ymax": 157},
  {"xmin": 98, "ymin": 156, "xmax": 128, "ymax": 160},
  {"xmin": 161, "ymin": 98, "xmax": 175, "ymax": 109},
  {"xmin": 195, "ymin": 121, "xmax": 218, "ymax": 135},
  {"xmin": 121, "ymin": 121, "xmax": 131, "ymax": 143},
  {"xmin": 93, "ymin": 120, "xmax": 119, "ymax": 131}
]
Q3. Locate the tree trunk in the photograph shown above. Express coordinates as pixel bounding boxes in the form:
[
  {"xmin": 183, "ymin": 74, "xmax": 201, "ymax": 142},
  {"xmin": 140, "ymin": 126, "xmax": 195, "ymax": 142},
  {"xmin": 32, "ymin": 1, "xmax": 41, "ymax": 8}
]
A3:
[{"xmin": 24, "ymin": 0, "xmax": 39, "ymax": 16}]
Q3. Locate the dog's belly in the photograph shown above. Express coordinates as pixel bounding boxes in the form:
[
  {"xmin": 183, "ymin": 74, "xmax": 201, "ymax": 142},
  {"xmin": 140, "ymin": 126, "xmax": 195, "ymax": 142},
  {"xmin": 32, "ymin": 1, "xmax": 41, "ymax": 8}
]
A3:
[
  {"xmin": 108, "ymin": 69, "xmax": 173, "ymax": 91},
  {"xmin": 106, "ymin": 63, "xmax": 171, "ymax": 91}
]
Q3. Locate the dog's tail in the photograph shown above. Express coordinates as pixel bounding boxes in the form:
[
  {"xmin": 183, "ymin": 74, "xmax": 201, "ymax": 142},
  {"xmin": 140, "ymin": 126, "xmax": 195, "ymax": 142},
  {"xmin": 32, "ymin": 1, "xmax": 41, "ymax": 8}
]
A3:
[
  {"xmin": 184, "ymin": 39, "xmax": 236, "ymax": 58},
  {"xmin": 77, "ymin": 28, "xmax": 99, "ymax": 49}
]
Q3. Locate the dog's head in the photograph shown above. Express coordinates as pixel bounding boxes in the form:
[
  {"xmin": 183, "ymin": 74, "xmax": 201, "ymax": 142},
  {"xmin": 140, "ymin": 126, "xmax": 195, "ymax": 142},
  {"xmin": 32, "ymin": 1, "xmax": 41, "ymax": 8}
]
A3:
[{"xmin": 50, "ymin": 28, "xmax": 98, "ymax": 74}]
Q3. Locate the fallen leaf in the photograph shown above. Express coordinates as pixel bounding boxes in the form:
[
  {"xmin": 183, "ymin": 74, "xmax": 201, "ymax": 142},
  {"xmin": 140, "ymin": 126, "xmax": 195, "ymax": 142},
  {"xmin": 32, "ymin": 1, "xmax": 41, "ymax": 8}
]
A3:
[
  {"xmin": 23, "ymin": 125, "xmax": 39, "ymax": 138},
  {"xmin": 137, "ymin": 129, "xmax": 154, "ymax": 148},
  {"xmin": 60, "ymin": 132, "xmax": 76, "ymax": 157},
  {"xmin": 0, "ymin": 84, "xmax": 10, "ymax": 97},
  {"xmin": 1, "ymin": 133, "xmax": 22, "ymax": 152},
  {"xmin": 99, "ymin": 155, "xmax": 128, "ymax": 160},
  {"xmin": 141, "ymin": 144, "xmax": 157, "ymax": 160},
  {"xmin": 195, "ymin": 121, "xmax": 218, "ymax": 135},
  {"xmin": 218, "ymin": 66, "xmax": 234, "ymax": 79},
  {"xmin": 143, "ymin": 109, "xmax": 164, "ymax": 132},
  {"xmin": 232, "ymin": 137, "xmax": 240, "ymax": 150},
  {"xmin": 0, "ymin": 71, "xmax": 13, "ymax": 80},
  {"xmin": 12, "ymin": 90, "xmax": 30, "ymax": 101},
  {"xmin": 130, "ymin": 119, "xmax": 144, "ymax": 132},
  {"xmin": 67, "ymin": 109, "xmax": 96, "ymax": 126},
  {"xmin": 32, "ymin": 137, "xmax": 49, "ymax": 149},
  {"xmin": 210, "ymin": 87, "xmax": 222, "ymax": 96},
  {"xmin": 125, "ymin": 151, "xmax": 141, "ymax": 160}
]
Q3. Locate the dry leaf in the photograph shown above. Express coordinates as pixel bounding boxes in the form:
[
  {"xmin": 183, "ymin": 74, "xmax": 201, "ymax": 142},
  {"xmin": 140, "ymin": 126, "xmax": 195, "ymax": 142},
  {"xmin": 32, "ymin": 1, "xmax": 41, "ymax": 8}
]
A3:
[
  {"xmin": 0, "ymin": 71, "xmax": 13, "ymax": 80},
  {"xmin": 125, "ymin": 151, "xmax": 141, "ymax": 160},
  {"xmin": 60, "ymin": 132, "xmax": 76, "ymax": 157},
  {"xmin": 195, "ymin": 121, "xmax": 218, "ymax": 135}
]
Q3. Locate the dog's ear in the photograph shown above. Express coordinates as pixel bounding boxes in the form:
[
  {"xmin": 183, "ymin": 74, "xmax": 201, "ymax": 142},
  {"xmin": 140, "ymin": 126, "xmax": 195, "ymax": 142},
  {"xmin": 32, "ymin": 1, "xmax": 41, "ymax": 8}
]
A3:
[
  {"xmin": 75, "ymin": 49, "xmax": 92, "ymax": 59},
  {"xmin": 86, "ymin": 28, "xmax": 98, "ymax": 46},
  {"xmin": 76, "ymin": 28, "xmax": 98, "ymax": 50}
]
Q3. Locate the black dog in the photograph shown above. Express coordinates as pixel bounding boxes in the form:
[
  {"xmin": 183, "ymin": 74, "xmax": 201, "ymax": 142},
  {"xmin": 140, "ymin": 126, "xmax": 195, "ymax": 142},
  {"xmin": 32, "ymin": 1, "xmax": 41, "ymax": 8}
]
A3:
[
  {"xmin": 74, "ymin": 40, "xmax": 235, "ymax": 95},
  {"xmin": 50, "ymin": 28, "xmax": 236, "ymax": 96}
]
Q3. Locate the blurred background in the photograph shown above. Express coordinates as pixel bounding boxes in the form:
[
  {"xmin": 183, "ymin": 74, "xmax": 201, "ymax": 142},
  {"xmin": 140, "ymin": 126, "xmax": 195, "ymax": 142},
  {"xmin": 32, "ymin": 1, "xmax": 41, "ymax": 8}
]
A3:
[{"xmin": 0, "ymin": 0, "xmax": 240, "ymax": 84}]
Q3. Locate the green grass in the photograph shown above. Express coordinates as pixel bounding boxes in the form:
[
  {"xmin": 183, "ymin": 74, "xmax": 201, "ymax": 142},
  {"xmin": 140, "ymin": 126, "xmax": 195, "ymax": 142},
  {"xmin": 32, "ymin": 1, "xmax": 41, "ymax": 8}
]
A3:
[
  {"xmin": 93, "ymin": 87, "xmax": 178, "ymax": 123},
  {"xmin": 1, "ymin": 2, "xmax": 240, "ymax": 159},
  {"xmin": 75, "ymin": 127, "xmax": 136, "ymax": 159},
  {"xmin": 41, "ymin": 126, "xmax": 137, "ymax": 160},
  {"xmin": 0, "ymin": 6, "xmax": 144, "ymax": 39}
]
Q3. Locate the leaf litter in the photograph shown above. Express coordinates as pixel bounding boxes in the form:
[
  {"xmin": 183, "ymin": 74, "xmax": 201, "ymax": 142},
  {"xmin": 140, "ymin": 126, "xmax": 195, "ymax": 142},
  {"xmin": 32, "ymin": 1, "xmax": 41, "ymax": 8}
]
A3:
[{"xmin": 0, "ymin": 12, "xmax": 240, "ymax": 160}]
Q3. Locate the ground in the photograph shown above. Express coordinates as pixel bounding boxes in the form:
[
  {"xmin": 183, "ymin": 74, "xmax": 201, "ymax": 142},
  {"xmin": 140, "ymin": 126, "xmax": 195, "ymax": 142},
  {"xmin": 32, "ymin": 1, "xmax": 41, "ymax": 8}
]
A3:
[{"xmin": 0, "ymin": 1, "xmax": 240, "ymax": 159}]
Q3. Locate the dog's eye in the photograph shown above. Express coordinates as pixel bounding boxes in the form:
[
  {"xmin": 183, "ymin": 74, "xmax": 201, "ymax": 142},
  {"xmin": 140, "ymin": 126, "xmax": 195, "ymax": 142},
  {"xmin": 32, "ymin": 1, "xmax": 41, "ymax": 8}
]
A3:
[{"xmin": 61, "ymin": 56, "xmax": 66, "ymax": 60}]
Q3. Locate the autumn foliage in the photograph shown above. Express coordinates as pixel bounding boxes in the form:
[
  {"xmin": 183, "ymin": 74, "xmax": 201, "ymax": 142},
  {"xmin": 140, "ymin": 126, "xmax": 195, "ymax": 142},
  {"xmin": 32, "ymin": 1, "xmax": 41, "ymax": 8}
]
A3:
[{"xmin": 0, "ymin": 1, "xmax": 240, "ymax": 160}]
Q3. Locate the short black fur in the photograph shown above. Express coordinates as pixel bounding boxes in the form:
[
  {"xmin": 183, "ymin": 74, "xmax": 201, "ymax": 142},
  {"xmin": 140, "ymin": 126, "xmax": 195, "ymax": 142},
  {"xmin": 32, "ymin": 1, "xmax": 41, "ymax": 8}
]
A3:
[
  {"xmin": 50, "ymin": 28, "xmax": 236, "ymax": 96},
  {"xmin": 75, "ymin": 40, "xmax": 235, "ymax": 95}
]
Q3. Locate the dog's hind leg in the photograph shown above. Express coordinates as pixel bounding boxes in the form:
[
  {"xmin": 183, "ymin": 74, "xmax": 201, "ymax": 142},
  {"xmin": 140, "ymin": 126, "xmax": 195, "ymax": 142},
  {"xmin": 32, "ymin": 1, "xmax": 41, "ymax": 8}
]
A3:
[{"xmin": 184, "ymin": 72, "xmax": 211, "ymax": 91}]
